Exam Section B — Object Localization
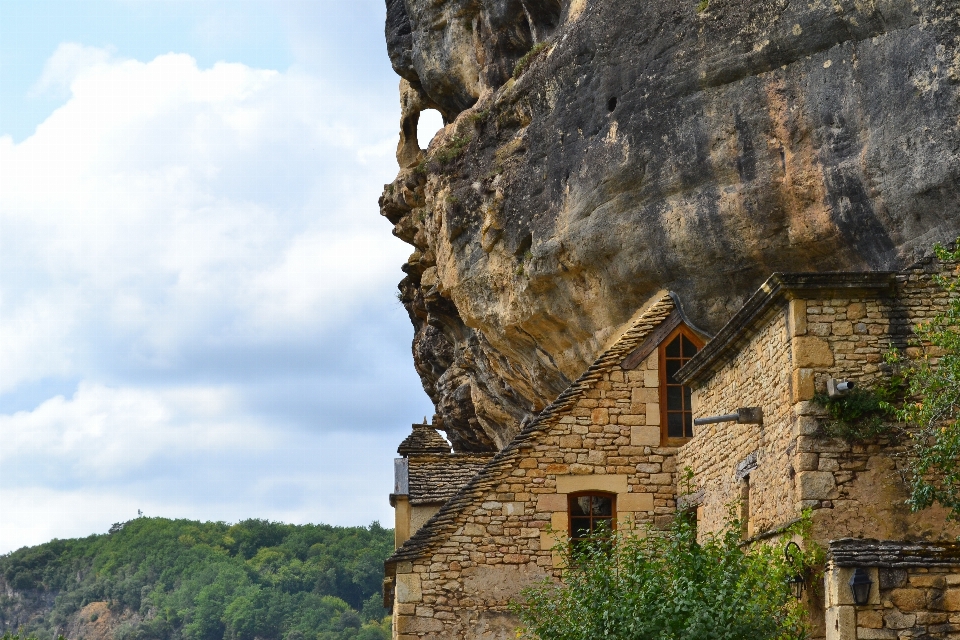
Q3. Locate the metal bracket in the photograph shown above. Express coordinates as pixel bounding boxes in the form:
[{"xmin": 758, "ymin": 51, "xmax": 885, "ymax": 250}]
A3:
[{"xmin": 694, "ymin": 407, "xmax": 763, "ymax": 426}]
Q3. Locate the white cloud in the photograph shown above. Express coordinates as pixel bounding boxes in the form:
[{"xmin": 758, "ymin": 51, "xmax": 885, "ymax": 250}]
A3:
[
  {"xmin": 0, "ymin": 487, "xmax": 144, "ymax": 553},
  {"xmin": 0, "ymin": 41, "xmax": 432, "ymax": 551},
  {"xmin": 0, "ymin": 382, "xmax": 269, "ymax": 479},
  {"xmin": 28, "ymin": 42, "xmax": 115, "ymax": 98},
  {"xmin": 0, "ymin": 44, "xmax": 407, "ymax": 390},
  {"xmin": 0, "ymin": 391, "xmax": 406, "ymax": 552}
]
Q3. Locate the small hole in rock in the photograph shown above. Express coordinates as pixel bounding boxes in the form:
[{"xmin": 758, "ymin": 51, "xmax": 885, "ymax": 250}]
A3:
[
  {"xmin": 418, "ymin": 109, "xmax": 445, "ymax": 149},
  {"xmin": 607, "ymin": 96, "xmax": 617, "ymax": 112},
  {"xmin": 516, "ymin": 232, "xmax": 533, "ymax": 258}
]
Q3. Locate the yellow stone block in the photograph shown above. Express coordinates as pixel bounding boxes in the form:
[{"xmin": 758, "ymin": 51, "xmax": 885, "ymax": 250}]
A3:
[
  {"xmin": 632, "ymin": 387, "xmax": 658, "ymax": 406},
  {"xmin": 792, "ymin": 336, "xmax": 834, "ymax": 367},
  {"xmin": 789, "ymin": 299, "xmax": 807, "ymax": 336},
  {"xmin": 395, "ymin": 573, "xmax": 423, "ymax": 604},
  {"xmin": 646, "ymin": 404, "xmax": 660, "ymax": 425},
  {"xmin": 536, "ymin": 493, "xmax": 567, "ymax": 512},
  {"xmin": 792, "ymin": 367, "xmax": 815, "ymax": 402},
  {"xmin": 617, "ymin": 492, "xmax": 654, "ymax": 512},
  {"xmin": 631, "ymin": 425, "xmax": 660, "ymax": 446},
  {"xmin": 540, "ymin": 530, "xmax": 564, "ymax": 551},
  {"xmin": 556, "ymin": 474, "xmax": 629, "ymax": 494}
]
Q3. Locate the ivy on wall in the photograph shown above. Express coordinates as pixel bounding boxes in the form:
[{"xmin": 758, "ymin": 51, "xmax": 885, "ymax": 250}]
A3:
[
  {"xmin": 891, "ymin": 243, "xmax": 960, "ymax": 522},
  {"xmin": 811, "ymin": 242, "xmax": 960, "ymax": 522}
]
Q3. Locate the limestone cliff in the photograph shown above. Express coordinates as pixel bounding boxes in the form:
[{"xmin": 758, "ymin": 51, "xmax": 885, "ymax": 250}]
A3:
[{"xmin": 379, "ymin": 0, "xmax": 960, "ymax": 452}]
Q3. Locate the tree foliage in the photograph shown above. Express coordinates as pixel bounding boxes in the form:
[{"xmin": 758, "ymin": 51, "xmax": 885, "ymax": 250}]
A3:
[
  {"xmin": 515, "ymin": 516, "xmax": 809, "ymax": 640},
  {"xmin": 891, "ymin": 242, "xmax": 960, "ymax": 521},
  {"xmin": 3, "ymin": 631, "xmax": 59, "ymax": 640},
  {"xmin": 0, "ymin": 518, "xmax": 393, "ymax": 640}
]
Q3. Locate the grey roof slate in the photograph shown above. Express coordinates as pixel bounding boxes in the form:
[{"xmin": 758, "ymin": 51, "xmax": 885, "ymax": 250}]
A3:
[
  {"xmin": 397, "ymin": 423, "xmax": 452, "ymax": 455},
  {"xmin": 830, "ymin": 538, "xmax": 960, "ymax": 567},
  {"xmin": 407, "ymin": 454, "xmax": 495, "ymax": 505}
]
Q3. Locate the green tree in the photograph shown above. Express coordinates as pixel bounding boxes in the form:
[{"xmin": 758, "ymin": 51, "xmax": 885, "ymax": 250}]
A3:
[
  {"xmin": 891, "ymin": 242, "xmax": 960, "ymax": 521},
  {"xmin": 515, "ymin": 516, "xmax": 808, "ymax": 640},
  {"xmin": 0, "ymin": 518, "xmax": 393, "ymax": 640}
]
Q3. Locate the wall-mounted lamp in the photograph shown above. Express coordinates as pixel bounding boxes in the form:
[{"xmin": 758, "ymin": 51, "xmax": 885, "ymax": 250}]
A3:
[
  {"xmin": 827, "ymin": 378, "xmax": 856, "ymax": 399},
  {"xmin": 784, "ymin": 541, "xmax": 805, "ymax": 600},
  {"xmin": 849, "ymin": 567, "xmax": 873, "ymax": 606}
]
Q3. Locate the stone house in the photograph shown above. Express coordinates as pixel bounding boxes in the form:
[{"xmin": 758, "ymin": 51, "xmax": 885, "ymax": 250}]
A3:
[{"xmin": 384, "ymin": 256, "xmax": 960, "ymax": 640}]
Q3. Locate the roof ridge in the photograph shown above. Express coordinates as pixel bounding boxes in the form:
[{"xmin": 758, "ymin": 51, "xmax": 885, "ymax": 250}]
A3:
[{"xmin": 397, "ymin": 422, "xmax": 452, "ymax": 455}]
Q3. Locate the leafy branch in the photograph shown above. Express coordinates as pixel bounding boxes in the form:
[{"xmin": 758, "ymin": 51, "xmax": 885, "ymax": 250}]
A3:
[
  {"xmin": 514, "ymin": 512, "xmax": 814, "ymax": 639},
  {"xmin": 813, "ymin": 378, "xmax": 904, "ymax": 442},
  {"xmin": 889, "ymin": 242, "xmax": 960, "ymax": 521}
]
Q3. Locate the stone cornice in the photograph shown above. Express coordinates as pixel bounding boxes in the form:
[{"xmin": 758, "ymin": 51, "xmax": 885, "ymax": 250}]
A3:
[
  {"xmin": 829, "ymin": 538, "xmax": 960, "ymax": 568},
  {"xmin": 676, "ymin": 272, "xmax": 897, "ymax": 387}
]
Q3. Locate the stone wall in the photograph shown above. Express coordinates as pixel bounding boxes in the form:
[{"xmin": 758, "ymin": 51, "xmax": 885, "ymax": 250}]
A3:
[
  {"xmin": 678, "ymin": 312, "xmax": 795, "ymax": 538},
  {"xmin": 826, "ymin": 539, "xmax": 960, "ymax": 640},
  {"xmin": 391, "ymin": 307, "xmax": 691, "ymax": 638},
  {"xmin": 795, "ymin": 259, "xmax": 960, "ymax": 543},
  {"xmin": 679, "ymin": 263, "xmax": 960, "ymax": 546}
]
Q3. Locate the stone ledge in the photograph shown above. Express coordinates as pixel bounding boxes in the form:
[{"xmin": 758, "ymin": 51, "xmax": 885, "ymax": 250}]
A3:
[{"xmin": 830, "ymin": 539, "xmax": 960, "ymax": 568}]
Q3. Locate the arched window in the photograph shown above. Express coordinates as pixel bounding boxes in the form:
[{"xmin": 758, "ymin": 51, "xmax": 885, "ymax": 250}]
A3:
[
  {"xmin": 568, "ymin": 492, "xmax": 616, "ymax": 545},
  {"xmin": 659, "ymin": 325, "xmax": 703, "ymax": 444}
]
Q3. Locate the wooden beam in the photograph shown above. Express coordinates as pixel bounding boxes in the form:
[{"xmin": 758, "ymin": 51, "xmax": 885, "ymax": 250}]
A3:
[{"xmin": 620, "ymin": 310, "xmax": 682, "ymax": 370}]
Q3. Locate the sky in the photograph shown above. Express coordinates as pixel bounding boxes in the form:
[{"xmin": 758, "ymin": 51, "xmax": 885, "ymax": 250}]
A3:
[{"xmin": 0, "ymin": 0, "xmax": 446, "ymax": 554}]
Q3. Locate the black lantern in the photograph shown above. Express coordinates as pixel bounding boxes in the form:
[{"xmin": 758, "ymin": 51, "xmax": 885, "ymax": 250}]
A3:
[
  {"xmin": 786, "ymin": 573, "xmax": 805, "ymax": 599},
  {"xmin": 849, "ymin": 567, "xmax": 873, "ymax": 606},
  {"xmin": 784, "ymin": 542, "xmax": 805, "ymax": 599}
]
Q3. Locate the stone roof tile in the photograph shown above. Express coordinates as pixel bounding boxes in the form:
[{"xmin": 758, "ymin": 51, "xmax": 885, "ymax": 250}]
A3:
[
  {"xmin": 397, "ymin": 423, "xmax": 451, "ymax": 455},
  {"xmin": 408, "ymin": 454, "xmax": 495, "ymax": 505}
]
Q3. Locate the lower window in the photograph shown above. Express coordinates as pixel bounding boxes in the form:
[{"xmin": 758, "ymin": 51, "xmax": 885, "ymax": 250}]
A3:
[{"xmin": 568, "ymin": 492, "xmax": 616, "ymax": 544}]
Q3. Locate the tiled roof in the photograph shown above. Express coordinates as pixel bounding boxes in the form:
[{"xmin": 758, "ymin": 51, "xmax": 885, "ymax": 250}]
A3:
[
  {"xmin": 397, "ymin": 423, "xmax": 452, "ymax": 455},
  {"xmin": 408, "ymin": 454, "xmax": 495, "ymax": 505},
  {"xmin": 385, "ymin": 292, "xmax": 678, "ymax": 567}
]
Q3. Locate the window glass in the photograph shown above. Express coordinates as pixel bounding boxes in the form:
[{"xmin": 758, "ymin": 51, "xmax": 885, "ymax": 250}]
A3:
[
  {"xmin": 660, "ymin": 327, "xmax": 701, "ymax": 442},
  {"xmin": 568, "ymin": 493, "xmax": 615, "ymax": 544}
]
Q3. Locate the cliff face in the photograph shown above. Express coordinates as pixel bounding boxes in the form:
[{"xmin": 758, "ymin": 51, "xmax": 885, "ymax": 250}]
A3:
[{"xmin": 379, "ymin": 0, "xmax": 960, "ymax": 452}]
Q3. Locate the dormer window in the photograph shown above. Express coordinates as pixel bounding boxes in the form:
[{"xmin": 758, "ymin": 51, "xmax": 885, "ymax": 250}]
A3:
[{"xmin": 660, "ymin": 325, "xmax": 702, "ymax": 445}]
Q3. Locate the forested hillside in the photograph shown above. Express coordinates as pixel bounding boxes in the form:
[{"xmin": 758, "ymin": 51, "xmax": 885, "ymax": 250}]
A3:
[{"xmin": 0, "ymin": 518, "xmax": 392, "ymax": 640}]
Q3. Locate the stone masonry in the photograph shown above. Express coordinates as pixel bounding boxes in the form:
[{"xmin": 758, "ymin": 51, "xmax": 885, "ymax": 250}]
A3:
[
  {"xmin": 386, "ymin": 254, "xmax": 960, "ymax": 640},
  {"xmin": 677, "ymin": 266, "xmax": 960, "ymax": 548},
  {"xmin": 826, "ymin": 539, "xmax": 960, "ymax": 639},
  {"xmin": 386, "ymin": 293, "xmax": 705, "ymax": 638}
]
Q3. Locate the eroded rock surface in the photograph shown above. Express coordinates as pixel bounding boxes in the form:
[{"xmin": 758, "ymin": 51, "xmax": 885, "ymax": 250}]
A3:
[{"xmin": 380, "ymin": 0, "xmax": 960, "ymax": 451}]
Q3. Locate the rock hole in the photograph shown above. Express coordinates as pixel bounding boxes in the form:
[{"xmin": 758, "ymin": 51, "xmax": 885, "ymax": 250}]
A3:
[
  {"xmin": 516, "ymin": 232, "xmax": 533, "ymax": 258},
  {"xmin": 607, "ymin": 96, "xmax": 617, "ymax": 112},
  {"xmin": 418, "ymin": 109, "xmax": 445, "ymax": 150}
]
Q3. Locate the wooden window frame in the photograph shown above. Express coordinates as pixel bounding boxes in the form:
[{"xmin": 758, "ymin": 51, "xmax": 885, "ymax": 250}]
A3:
[
  {"xmin": 567, "ymin": 491, "xmax": 617, "ymax": 544},
  {"xmin": 659, "ymin": 324, "xmax": 704, "ymax": 446}
]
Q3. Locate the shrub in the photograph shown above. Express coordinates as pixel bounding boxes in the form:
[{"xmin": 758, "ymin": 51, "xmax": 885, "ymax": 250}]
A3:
[
  {"xmin": 813, "ymin": 380, "xmax": 903, "ymax": 442},
  {"xmin": 432, "ymin": 135, "xmax": 471, "ymax": 166},
  {"xmin": 514, "ymin": 515, "xmax": 810, "ymax": 640}
]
